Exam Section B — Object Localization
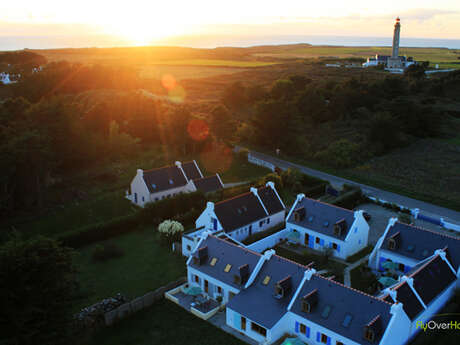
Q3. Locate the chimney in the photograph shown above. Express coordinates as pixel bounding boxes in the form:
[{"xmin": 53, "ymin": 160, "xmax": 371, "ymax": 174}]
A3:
[
  {"xmin": 206, "ymin": 202, "xmax": 215, "ymax": 212},
  {"xmin": 175, "ymin": 161, "xmax": 182, "ymax": 168},
  {"xmin": 137, "ymin": 169, "xmax": 144, "ymax": 177},
  {"xmin": 266, "ymin": 181, "xmax": 275, "ymax": 190},
  {"xmin": 250, "ymin": 187, "xmax": 258, "ymax": 196}
]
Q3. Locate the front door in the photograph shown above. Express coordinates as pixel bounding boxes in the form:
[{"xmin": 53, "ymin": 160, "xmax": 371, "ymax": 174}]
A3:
[
  {"xmin": 204, "ymin": 280, "xmax": 209, "ymax": 293},
  {"xmin": 241, "ymin": 316, "xmax": 246, "ymax": 331},
  {"xmin": 305, "ymin": 233, "xmax": 309, "ymax": 246},
  {"xmin": 249, "ymin": 225, "xmax": 252, "ymax": 236}
]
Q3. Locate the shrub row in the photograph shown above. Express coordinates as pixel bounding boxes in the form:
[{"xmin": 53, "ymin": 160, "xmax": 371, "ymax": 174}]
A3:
[
  {"xmin": 331, "ymin": 188, "xmax": 364, "ymax": 210},
  {"xmin": 304, "ymin": 183, "xmax": 329, "ymax": 199},
  {"xmin": 345, "ymin": 245, "xmax": 373, "ymax": 263}
]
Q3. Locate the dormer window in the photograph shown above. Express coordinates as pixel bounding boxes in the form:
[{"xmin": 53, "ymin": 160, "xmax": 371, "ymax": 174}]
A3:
[
  {"xmin": 388, "ymin": 238, "xmax": 396, "ymax": 250},
  {"xmin": 364, "ymin": 315, "xmax": 382, "ymax": 343},
  {"xmin": 233, "ymin": 264, "xmax": 249, "ymax": 285},
  {"xmin": 334, "ymin": 219, "xmax": 346, "ymax": 236},
  {"xmin": 274, "ymin": 275, "xmax": 292, "ymax": 299},
  {"xmin": 301, "ymin": 289, "xmax": 318, "ymax": 313},
  {"xmin": 193, "ymin": 246, "xmax": 208, "ymax": 265},
  {"xmin": 294, "ymin": 207, "xmax": 306, "ymax": 222},
  {"xmin": 364, "ymin": 328, "xmax": 375, "ymax": 342}
]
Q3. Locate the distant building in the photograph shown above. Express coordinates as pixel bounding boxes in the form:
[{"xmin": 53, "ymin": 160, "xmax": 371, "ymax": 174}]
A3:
[
  {"xmin": 362, "ymin": 18, "xmax": 416, "ymax": 70},
  {"xmin": 0, "ymin": 72, "xmax": 17, "ymax": 84}
]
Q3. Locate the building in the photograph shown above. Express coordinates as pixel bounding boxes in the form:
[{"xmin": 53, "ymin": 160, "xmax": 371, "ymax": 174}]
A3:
[
  {"xmin": 368, "ymin": 218, "xmax": 460, "ymax": 275},
  {"xmin": 183, "ymin": 233, "xmax": 459, "ymax": 345},
  {"xmin": 182, "ymin": 182, "xmax": 285, "ymax": 256},
  {"xmin": 285, "ymin": 194, "xmax": 370, "ymax": 260},
  {"xmin": 126, "ymin": 160, "xmax": 223, "ymax": 207},
  {"xmin": 362, "ymin": 18, "xmax": 416, "ymax": 70}
]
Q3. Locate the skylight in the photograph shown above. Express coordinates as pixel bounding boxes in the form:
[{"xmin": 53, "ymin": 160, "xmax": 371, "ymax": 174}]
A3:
[
  {"xmin": 422, "ymin": 249, "xmax": 430, "ymax": 257},
  {"xmin": 321, "ymin": 305, "xmax": 332, "ymax": 319},
  {"xmin": 224, "ymin": 264, "xmax": 232, "ymax": 272},
  {"xmin": 210, "ymin": 257, "xmax": 218, "ymax": 266},
  {"xmin": 262, "ymin": 276, "xmax": 271, "ymax": 285},
  {"xmin": 308, "ymin": 216, "xmax": 314, "ymax": 222},
  {"xmin": 342, "ymin": 313, "xmax": 353, "ymax": 328}
]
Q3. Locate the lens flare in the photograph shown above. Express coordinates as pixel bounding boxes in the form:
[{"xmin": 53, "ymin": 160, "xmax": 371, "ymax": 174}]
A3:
[
  {"xmin": 161, "ymin": 74, "xmax": 176, "ymax": 91},
  {"xmin": 168, "ymin": 85, "xmax": 186, "ymax": 103},
  {"xmin": 187, "ymin": 119, "xmax": 209, "ymax": 142}
]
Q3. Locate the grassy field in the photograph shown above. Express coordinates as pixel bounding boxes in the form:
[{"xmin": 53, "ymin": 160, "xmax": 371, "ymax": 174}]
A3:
[
  {"xmin": 74, "ymin": 228, "xmax": 186, "ymax": 310},
  {"xmin": 85, "ymin": 299, "xmax": 245, "ymax": 345},
  {"xmin": 139, "ymin": 65, "xmax": 248, "ymax": 80},
  {"xmin": 149, "ymin": 59, "xmax": 277, "ymax": 67}
]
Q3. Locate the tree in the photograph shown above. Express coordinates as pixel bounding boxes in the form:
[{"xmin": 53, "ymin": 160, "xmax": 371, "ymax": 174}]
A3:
[
  {"xmin": 0, "ymin": 235, "xmax": 78, "ymax": 345},
  {"xmin": 158, "ymin": 220, "xmax": 184, "ymax": 244},
  {"xmin": 221, "ymin": 82, "xmax": 247, "ymax": 110},
  {"xmin": 210, "ymin": 105, "xmax": 237, "ymax": 142},
  {"xmin": 271, "ymin": 79, "xmax": 295, "ymax": 100}
]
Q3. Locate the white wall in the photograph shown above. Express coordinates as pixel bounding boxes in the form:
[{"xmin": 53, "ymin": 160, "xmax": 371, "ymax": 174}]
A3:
[
  {"xmin": 128, "ymin": 171, "xmax": 150, "ymax": 207},
  {"xmin": 247, "ymin": 228, "xmax": 289, "ymax": 253},
  {"xmin": 343, "ymin": 211, "xmax": 370, "ymax": 257},
  {"xmin": 226, "ymin": 307, "xmax": 270, "ymax": 344},
  {"xmin": 375, "ymin": 249, "xmax": 420, "ymax": 274}
]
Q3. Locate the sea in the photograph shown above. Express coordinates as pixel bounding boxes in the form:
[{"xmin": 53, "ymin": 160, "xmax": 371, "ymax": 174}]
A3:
[{"xmin": 1, "ymin": 34, "xmax": 460, "ymax": 50}]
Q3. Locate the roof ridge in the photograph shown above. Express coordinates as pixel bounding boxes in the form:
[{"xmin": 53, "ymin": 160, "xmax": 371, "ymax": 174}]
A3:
[
  {"xmin": 395, "ymin": 221, "xmax": 460, "ymax": 241},
  {"xmin": 304, "ymin": 197, "xmax": 354, "ymax": 214},
  {"xmin": 408, "ymin": 254, "xmax": 441, "ymax": 278},
  {"xmin": 314, "ymin": 274, "xmax": 394, "ymax": 306}
]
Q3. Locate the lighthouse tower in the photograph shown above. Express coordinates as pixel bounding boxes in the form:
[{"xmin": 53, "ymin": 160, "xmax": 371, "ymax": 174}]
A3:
[
  {"xmin": 392, "ymin": 17, "xmax": 401, "ymax": 58},
  {"xmin": 387, "ymin": 17, "xmax": 403, "ymax": 69}
]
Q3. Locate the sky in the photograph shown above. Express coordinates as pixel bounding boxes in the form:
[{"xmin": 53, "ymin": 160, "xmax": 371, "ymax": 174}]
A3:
[{"xmin": 1, "ymin": 1, "xmax": 460, "ymax": 47}]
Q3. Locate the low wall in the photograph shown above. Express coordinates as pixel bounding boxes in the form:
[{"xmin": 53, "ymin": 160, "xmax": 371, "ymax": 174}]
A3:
[
  {"xmin": 248, "ymin": 153, "xmax": 275, "ymax": 172},
  {"xmin": 247, "ymin": 228, "xmax": 289, "ymax": 253}
]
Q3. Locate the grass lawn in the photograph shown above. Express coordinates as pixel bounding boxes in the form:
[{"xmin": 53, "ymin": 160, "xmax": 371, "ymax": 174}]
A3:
[
  {"xmin": 85, "ymin": 299, "xmax": 245, "ymax": 345},
  {"xmin": 74, "ymin": 228, "xmax": 186, "ymax": 310}
]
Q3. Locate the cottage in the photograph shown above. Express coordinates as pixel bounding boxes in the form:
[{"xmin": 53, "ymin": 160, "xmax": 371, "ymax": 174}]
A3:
[
  {"xmin": 126, "ymin": 160, "xmax": 223, "ymax": 207},
  {"xmin": 183, "ymin": 233, "xmax": 454, "ymax": 345},
  {"xmin": 285, "ymin": 194, "xmax": 369, "ymax": 260},
  {"xmin": 368, "ymin": 218, "xmax": 460, "ymax": 275}
]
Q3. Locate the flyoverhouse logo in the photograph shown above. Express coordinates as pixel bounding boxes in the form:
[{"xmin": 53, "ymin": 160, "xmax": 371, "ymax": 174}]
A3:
[{"xmin": 416, "ymin": 320, "xmax": 460, "ymax": 332}]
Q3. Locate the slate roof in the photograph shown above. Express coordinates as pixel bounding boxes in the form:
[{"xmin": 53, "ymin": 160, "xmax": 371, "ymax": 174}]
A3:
[
  {"xmin": 142, "ymin": 166, "xmax": 187, "ymax": 193},
  {"xmin": 290, "ymin": 275, "xmax": 393, "ymax": 345},
  {"xmin": 192, "ymin": 175, "xmax": 223, "ymax": 193},
  {"xmin": 189, "ymin": 235, "xmax": 260, "ymax": 289},
  {"xmin": 381, "ymin": 222, "xmax": 460, "ymax": 269},
  {"xmin": 258, "ymin": 187, "xmax": 285, "ymax": 214},
  {"xmin": 393, "ymin": 282, "xmax": 424, "ymax": 320},
  {"xmin": 214, "ymin": 187, "xmax": 284, "ymax": 233},
  {"xmin": 409, "ymin": 255, "xmax": 457, "ymax": 306},
  {"xmin": 287, "ymin": 197, "xmax": 355, "ymax": 240},
  {"xmin": 227, "ymin": 253, "xmax": 306, "ymax": 329},
  {"xmin": 182, "ymin": 161, "xmax": 202, "ymax": 180}
]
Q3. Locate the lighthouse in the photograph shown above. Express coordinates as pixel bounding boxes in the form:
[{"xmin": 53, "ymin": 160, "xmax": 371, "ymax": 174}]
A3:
[{"xmin": 392, "ymin": 17, "xmax": 401, "ymax": 58}]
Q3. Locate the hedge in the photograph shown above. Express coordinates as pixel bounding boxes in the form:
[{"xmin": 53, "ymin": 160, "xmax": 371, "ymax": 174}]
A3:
[
  {"xmin": 330, "ymin": 188, "xmax": 364, "ymax": 210},
  {"xmin": 303, "ymin": 183, "xmax": 329, "ymax": 199},
  {"xmin": 241, "ymin": 222, "xmax": 285, "ymax": 245}
]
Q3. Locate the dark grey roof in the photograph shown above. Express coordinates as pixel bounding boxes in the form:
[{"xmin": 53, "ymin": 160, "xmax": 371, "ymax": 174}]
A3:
[
  {"xmin": 287, "ymin": 198, "xmax": 355, "ymax": 240},
  {"xmin": 214, "ymin": 192, "xmax": 267, "ymax": 232},
  {"xmin": 193, "ymin": 175, "xmax": 223, "ymax": 193},
  {"xmin": 290, "ymin": 275, "xmax": 393, "ymax": 345},
  {"xmin": 214, "ymin": 187, "xmax": 284, "ymax": 233},
  {"xmin": 142, "ymin": 166, "xmax": 187, "ymax": 193},
  {"xmin": 182, "ymin": 161, "xmax": 202, "ymax": 180},
  {"xmin": 258, "ymin": 187, "xmax": 285, "ymax": 214},
  {"xmin": 189, "ymin": 235, "xmax": 260, "ymax": 289},
  {"xmin": 393, "ymin": 282, "xmax": 424, "ymax": 320},
  {"xmin": 410, "ymin": 255, "xmax": 457, "ymax": 306},
  {"xmin": 382, "ymin": 222, "xmax": 460, "ymax": 269},
  {"xmin": 227, "ymin": 254, "xmax": 306, "ymax": 329}
]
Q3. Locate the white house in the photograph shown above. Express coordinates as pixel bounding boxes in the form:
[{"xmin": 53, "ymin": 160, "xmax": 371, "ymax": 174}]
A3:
[
  {"xmin": 126, "ymin": 160, "xmax": 223, "ymax": 207},
  {"xmin": 368, "ymin": 218, "xmax": 460, "ymax": 275},
  {"xmin": 182, "ymin": 182, "xmax": 286, "ymax": 256},
  {"xmin": 184, "ymin": 233, "xmax": 458, "ymax": 345},
  {"xmin": 285, "ymin": 194, "xmax": 370, "ymax": 260}
]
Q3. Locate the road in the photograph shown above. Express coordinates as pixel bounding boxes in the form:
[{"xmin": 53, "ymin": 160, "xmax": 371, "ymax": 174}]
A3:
[{"xmin": 249, "ymin": 150, "xmax": 460, "ymax": 224}]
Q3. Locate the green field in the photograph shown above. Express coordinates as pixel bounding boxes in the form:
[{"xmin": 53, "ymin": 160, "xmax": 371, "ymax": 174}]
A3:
[{"xmin": 74, "ymin": 228, "xmax": 186, "ymax": 310}]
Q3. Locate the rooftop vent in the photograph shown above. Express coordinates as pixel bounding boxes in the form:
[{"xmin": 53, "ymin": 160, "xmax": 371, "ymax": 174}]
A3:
[
  {"xmin": 274, "ymin": 275, "xmax": 292, "ymax": 299},
  {"xmin": 323, "ymin": 221, "xmax": 329, "ymax": 227},
  {"xmin": 364, "ymin": 315, "xmax": 382, "ymax": 343}
]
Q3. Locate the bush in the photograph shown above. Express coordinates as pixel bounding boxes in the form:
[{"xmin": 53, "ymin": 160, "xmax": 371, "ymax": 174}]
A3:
[
  {"xmin": 331, "ymin": 188, "xmax": 364, "ymax": 209},
  {"xmin": 304, "ymin": 183, "xmax": 329, "ymax": 199},
  {"xmin": 92, "ymin": 243, "xmax": 124, "ymax": 262},
  {"xmin": 314, "ymin": 139, "xmax": 361, "ymax": 168},
  {"xmin": 158, "ymin": 220, "xmax": 184, "ymax": 245}
]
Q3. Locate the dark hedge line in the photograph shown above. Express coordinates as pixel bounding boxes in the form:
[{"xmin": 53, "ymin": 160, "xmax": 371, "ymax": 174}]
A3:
[{"xmin": 330, "ymin": 188, "xmax": 364, "ymax": 210}]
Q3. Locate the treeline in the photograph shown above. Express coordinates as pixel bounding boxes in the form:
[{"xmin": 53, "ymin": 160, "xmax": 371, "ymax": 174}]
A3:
[
  {"xmin": 0, "ymin": 50, "xmax": 47, "ymax": 73},
  {"xmin": 222, "ymin": 70, "xmax": 460, "ymax": 168}
]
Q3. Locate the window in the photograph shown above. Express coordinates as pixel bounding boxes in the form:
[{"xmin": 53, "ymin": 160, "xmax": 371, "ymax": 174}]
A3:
[
  {"xmin": 267, "ymin": 218, "xmax": 270, "ymax": 224},
  {"xmin": 301, "ymin": 301, "xmax": 311, "ymax": 313},
  {"xmin": 262, "ymin": 276, "xmax": 271, "ymax": 285},
  {"xmin": 155, "ymin": 197, "xmax": 158, "ymax": 201},
  {"xmin": 388, "ymin": 238, "xmax": 396, "ymax": 250},
  {"xmin": 142, "ymin": 196, "xmax": 144, "ymax": 202},
  {"xmin": 321, "ymin": 305, "xmax": 332, "ymax": 319},
  {"xmin": 259, "ymin": 220, "xmax": 264, "ymax": 227},
  {"xmin": 320, "ymin": 333, "xmax": 328, "ymax": 344},
  {"xmin": 332, "ymin": 243, "xmax": 338, "ymax": 250},
  {"xmin": 364, "ymin": 328, "xmax": 375, "ymax": 342},
  {"xmin": 151, "ymin": 183, "xmax": 156, "ymax": 189},
  {"xmin": 315, "ymin": 237, "xmax": 320, "ymax": 244},
  {"xmin": 210, "ymin": 257, "xmax": 218, "ymax": 266},
  {"xmin": 398, "ymin": 263, "xmax": 405, "ymax": 271},
  {"xmin": 186, "ymin": 245, "xmax": 191, "ymax": 251},
  {"xmin": 224, "ymin": 264, "xmax": 232, "ymax": 272},
  {"xmin": 241, "ymin": 316, "xmax": 246, "ymax": 331},
  {"xmin": 217, "ymin": 286, "xmax": 222, "ymax": 294},
  {"xmin": 337, "ymin": 342, "xmax": 344, "ymax": 345},
  {"xmin": 194, "ymin": 275, "xmax": 199, "ymax": 283},
  {"xmin": 300, "ymin": 323, "xmax": 306, "ymax": 334},
  {"xmin": 342, "ymin": 313, "xmax": 353, "ymax": 328},
  {"xmin": 251, "ymin": 322, "xmax": 267, "ymax": 337}
]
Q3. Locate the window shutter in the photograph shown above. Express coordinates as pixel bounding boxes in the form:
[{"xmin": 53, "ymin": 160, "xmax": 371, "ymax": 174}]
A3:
[
  {"xmin": 320, "ymin": 239, "xmax": 324, "ymax": 246},
  {"xmin": 317, "ymin": 332, "xmax": 321, "ymax": 342},
  {"xmin": 337, "ymin": 244, "xmax": 340, "ymax": 252},
  {"xmin": 295, "ymin": 321, "xmax": 299, "ymax": 333},
  {"xmin": 327, "ymin": 336, "xmax": 331, "ymax": 345},
  {"xmin": 306, "ymin": 326, "xmax": 310, "ymax": 338},
  {"xmin": 329, "ymin": 242, "xmax": 333, "ymax": 248}
]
